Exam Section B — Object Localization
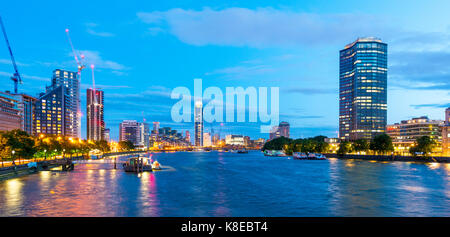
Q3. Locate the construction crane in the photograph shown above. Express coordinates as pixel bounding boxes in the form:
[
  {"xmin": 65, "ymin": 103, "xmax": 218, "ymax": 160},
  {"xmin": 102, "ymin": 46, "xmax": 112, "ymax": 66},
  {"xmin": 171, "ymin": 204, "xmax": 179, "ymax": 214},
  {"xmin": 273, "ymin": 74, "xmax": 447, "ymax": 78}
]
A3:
[
  {"xmin": 0, "ymin": 16, "xmax": 22, "ymax": 94},
  {"xmin": 65, "ymin": 28, "xmax": 86, "ymax": 74}
]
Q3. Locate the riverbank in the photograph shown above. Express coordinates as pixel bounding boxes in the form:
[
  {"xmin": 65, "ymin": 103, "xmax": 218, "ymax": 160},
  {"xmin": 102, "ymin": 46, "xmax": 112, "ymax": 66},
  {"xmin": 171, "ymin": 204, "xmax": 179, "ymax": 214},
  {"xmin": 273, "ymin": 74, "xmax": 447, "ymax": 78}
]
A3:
[
  {"xmin": 325, "ymin": 153, "xmax": 450, "ymax": 163},
  {"xmin": 0, "ymin": 162, "xmax": 60, "ymax": 181},
  {"xmin": 0, "ymin": 155, "xmax": 86, "ymax": 181}
]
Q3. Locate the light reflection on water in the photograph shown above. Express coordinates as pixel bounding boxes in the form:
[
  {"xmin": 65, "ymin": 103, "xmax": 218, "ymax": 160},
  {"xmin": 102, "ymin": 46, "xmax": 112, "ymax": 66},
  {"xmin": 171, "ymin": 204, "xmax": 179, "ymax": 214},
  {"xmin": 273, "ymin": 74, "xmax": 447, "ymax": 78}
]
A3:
[{"xmin": 0, "ymin": 151, "xmax": 449, "ymax": 217}]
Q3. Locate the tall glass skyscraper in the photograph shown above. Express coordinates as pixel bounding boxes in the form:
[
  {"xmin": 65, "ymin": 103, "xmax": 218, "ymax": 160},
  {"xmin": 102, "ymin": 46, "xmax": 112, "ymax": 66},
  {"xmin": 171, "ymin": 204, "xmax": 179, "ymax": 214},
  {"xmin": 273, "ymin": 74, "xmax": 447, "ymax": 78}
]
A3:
[
  {"xmin": 339, "ymin": 37, "xmax": 387, "ymax": 141},
  {"xmin": 52, "ymin": 69, "xmax": 80, "ymax": 138},
  {"xmin": 194, "ymin": 100, "xmax": 203, "ymax": 147}
]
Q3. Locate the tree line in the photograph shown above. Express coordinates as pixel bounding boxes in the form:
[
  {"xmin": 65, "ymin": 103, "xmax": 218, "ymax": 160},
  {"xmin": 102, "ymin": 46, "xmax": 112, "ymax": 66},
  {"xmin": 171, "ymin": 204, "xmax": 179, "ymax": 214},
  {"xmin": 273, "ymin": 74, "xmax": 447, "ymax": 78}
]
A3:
[
  {"xmin": 262, "ymin": 133, "xmax": 439, "ymax": 157},
  {"xmin": 262, "ymin": 136, "xmax": 329, "ymax": 155},
  {"xmin": 0, "ymin": 129, "xmax": 114, "ymax": 161}
]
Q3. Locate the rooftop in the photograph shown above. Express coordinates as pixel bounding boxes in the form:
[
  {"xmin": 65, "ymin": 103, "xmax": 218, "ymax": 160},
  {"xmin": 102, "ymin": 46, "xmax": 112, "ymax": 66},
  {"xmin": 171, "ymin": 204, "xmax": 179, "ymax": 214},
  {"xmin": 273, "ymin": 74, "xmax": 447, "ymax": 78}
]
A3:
[{"xmin": 344, "ymin": 37, "xmax": 383, "ymax": 49}]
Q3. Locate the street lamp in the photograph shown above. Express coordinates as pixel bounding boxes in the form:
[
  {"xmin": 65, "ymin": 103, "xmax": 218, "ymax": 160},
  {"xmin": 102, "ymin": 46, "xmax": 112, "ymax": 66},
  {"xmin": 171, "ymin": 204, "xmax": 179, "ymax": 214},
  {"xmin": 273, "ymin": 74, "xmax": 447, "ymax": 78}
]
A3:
[
  {"xmin": 12, "ymin": 150, "xmax": 15, "ymax": 166},
  {"xmin": 44, "ymin": 149, "xmax": 47, "ymax": 161}
]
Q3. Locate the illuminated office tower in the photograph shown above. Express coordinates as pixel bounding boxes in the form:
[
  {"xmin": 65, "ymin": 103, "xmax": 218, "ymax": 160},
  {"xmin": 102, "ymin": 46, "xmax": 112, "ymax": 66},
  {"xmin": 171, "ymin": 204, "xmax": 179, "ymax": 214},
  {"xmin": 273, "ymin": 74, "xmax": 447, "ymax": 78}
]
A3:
[
  {"xmin": 339, "ymin": 37, "xmax": 387, "ymax": 141},
  {"xmin": 52, "ymin": 69, "xmax": 80, "ymax": 138},
  {"xmin": 194, "ymin": 100, "xmax": 203, "ymax": 146},
  {"xmin": 35, "ymin": 85, "xmax": 72, "ymax": 136},
  {"xmin": 86, "ymin": 88, "xmax": 104, "ymax": 141}
]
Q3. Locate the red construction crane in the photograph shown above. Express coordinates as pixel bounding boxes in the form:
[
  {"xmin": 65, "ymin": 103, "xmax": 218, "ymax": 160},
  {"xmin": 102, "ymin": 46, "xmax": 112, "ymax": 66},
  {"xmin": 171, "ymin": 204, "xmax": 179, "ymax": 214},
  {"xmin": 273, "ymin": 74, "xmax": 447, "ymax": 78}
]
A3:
[{"xmin": 0, "ymin": 16, "xmax": 22, "ymax": 94}]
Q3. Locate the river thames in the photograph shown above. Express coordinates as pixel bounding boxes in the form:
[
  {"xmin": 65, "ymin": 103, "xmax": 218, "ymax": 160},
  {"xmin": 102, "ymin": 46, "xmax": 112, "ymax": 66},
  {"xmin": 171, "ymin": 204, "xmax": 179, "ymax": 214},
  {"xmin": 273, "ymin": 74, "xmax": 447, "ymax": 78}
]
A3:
[{"xmin": 0, "ymin": 151, "xmax": 449, "ymax": 217}]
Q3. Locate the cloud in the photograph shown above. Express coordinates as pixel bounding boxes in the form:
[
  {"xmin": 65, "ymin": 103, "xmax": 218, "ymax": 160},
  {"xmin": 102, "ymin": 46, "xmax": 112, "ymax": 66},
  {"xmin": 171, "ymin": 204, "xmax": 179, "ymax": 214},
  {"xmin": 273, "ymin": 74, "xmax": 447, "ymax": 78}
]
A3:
[
  {"xmin": 137, "ymin": 8, "xmax": 391, "ymax": 48},
  {"xmin": 411, "ymin": 103, "xmax": 450, "ymax": 109},
  {"xmin": 86, "ymin": 23, "xmax": 115, "ymax": 37},
  {"xmin": 0, "ymin": 71, "xmax": 48, "ymax": 81},
  {"xmin": 75, "ymin": 50, "xmax": 128, "ymax": 71},
  {"xmin": 283, "ymin": 87, "xmax": 336, "ymax": 95},
  {"xmin": 80, "ymin": 83, "xmax": 131, "ymax": 90},
  {"xmin": 0, "ymin": 59, "xmax": 29, "ymax": 67},
  {"xmin": 205, "ymin": 64, "xmax": 274, "ymax": 77},
  {"xmin": 389, "ymin": 50, "xmax": 450, "ymax": 90}
]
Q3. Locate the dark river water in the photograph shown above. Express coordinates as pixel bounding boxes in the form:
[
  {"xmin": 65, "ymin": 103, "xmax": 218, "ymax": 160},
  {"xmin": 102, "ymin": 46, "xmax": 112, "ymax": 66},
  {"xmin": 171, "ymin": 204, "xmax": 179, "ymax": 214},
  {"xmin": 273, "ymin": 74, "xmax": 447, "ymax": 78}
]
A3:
[{"xmin": 0, "ymin": 151, "xmax": 449, "ymax": 217}]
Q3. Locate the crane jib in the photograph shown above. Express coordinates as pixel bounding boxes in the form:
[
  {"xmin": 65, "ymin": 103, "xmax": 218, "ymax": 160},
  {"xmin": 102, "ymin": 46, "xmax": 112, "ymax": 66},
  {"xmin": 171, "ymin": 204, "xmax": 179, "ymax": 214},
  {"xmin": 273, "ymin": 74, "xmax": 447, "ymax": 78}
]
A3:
[{"xmin": 0, "ymin": 16, "xmax": 22, "ymax": 93}]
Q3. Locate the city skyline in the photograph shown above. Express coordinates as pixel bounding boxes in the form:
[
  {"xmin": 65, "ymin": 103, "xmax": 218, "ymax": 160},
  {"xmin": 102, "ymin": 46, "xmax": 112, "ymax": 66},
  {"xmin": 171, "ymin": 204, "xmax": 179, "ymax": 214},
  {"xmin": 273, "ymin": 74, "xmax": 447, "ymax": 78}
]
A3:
[{"xmin": 0, "ymin": 1, "xmax": 449, "ymax": 141}]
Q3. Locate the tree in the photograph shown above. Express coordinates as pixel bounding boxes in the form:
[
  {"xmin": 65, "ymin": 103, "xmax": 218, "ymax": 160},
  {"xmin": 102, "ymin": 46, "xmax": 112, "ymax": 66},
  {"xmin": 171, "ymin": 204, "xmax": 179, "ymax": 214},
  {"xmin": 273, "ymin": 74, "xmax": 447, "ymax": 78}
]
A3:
[
  {"xmin": 95, "ymin": 140, "xmax": 111, "ymax": 153},
  {"xmin": 0, "ymin": 134, "xmax": 12, "ymax": 163},
  {"xmin": 370, "ymin": 133, "xmax": 394, "ymax": 155},
  {"xmin": 262, "ymin": 137, "xmax": 292, "ymax": 151},
  {"xmin": 409, "ymin": 136, "xmax": 436, "ymax": 156},
  {"xmin": 337, "ymin": 141, "xmax": 353, "ymax": 155},
  {"xmin": 118, "ymin": 140, "xmax": 135, "ymax": 151},
  {"xmin": 353, "ymin": 139, "xmax": 370, "ymax": 153},
  {"xmin": 0, "ymin": 130, "xmax": 36, "ymax": 160}
]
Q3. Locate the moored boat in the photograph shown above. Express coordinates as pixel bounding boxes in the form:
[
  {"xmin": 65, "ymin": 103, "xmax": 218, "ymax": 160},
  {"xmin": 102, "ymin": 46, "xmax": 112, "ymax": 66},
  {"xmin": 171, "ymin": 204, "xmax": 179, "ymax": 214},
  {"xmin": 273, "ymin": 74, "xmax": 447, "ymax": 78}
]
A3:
[
  {"xmin": 151, "ymin": 160, "xmax": 162, "ymax": 170},
  {"xmin": 263, "ymin": 150, "xmax": 287, "ymax": 157},
  {"xmin": 293, "ymin": 152, "xmax": 326, "ymax": 160},
  {"xmin": 122, "ymin": 156, "xmax": 152, "ymax": 172},
  {"xmin": 293, "ymin": 152, "xmax": 308, "ymax": 159}
]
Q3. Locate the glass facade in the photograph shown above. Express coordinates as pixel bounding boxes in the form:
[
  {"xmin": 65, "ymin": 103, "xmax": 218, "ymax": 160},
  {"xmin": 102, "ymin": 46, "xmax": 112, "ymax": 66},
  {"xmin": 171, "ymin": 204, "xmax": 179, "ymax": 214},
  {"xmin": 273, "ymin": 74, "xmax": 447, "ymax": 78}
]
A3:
[
  {"xmin": 339, "ymin": 37, "xmax": 387, "ymax": 141},
  {"xmin": 35, "ymin": 85, "xmax": 72, "ymax": 136},
  {"xmin": 52, "ymin": 69, "xmax": 80, "ymax": 138},
  {"xmin": 194, "ymin": 100, "xmax": 203, "ymax": 146}
]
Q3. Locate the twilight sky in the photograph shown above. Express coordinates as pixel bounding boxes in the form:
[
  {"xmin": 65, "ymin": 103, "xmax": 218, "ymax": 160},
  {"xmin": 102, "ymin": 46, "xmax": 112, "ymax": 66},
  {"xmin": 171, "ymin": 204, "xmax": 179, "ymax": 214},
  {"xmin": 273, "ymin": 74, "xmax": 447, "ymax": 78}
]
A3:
[{"xmin": 1, "ymin": 0, "xmax": 449, "ymax": 141}]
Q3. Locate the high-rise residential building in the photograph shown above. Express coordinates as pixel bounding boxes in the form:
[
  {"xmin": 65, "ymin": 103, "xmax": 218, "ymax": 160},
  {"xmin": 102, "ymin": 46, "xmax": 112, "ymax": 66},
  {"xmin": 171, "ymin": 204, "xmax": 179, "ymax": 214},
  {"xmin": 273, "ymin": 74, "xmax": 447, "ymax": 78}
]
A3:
[
  {"xmin": 269, "ymin": 121, "xmax": 290, "ymax": 140},
  {"xmin": 35, "ymin": 85, "xmax": 73, "ymax": 136},
  {"xmin": 386, "ymin": 116, "xmax": 444, "ymax": 143},
  {"xmin": 103, "ymin": 128, "xmax": 110, "ymax": 142},
  {"xmin": 12, "ymin": 93, "xmax": 37, "ymax": 135},
  {"xmin": 185, "ymin": 130, "xmax": 191, "ymax": 144},
  {"xmin": 86, "ymin": 88, "xmax": 104, "ymax": 141},
  {"xmin": 244, "ymin": 136, "xmax": 251, "ymax": 147},
  {"xmin": 339, "ymin": 37, "xmax": 387, "ymax": 141},
  {"xmin": 153, "ymin": 122, "xmax": 160, "ymax": 134},
  {"xmin": 52, "ymin": 69, "xmax": 80, "ymax": 138},
  {"xmin": 212, "ymin": 134, "xmax": 220, "ymax": 146},
  {"xmin": 278, "ymin": 121, "xmax": 290, "ymax": 138},
  {"xmin": 194, "ymin": 100, "xmax": 203, "ymax": 146},
  {"xmin": 1, "ymin": 92, "xmax": 38, "ymax": 135},
  {"xmin": 138, "ymin": 122, "xmax": 150, "ymax": 149},
  {"xmin": 203, "ymin": 132, "xmax": 212, "ymax": 147},
  {"xmin": 120, "ymin": 120, "xmax": 139, "ymax": 145},
  {"xmin": 119, "ymin": 120, "xmax": 149, "ymax": 149},
  {"xmin": 0, "ymin": 92, "xmax": 21, "ymax": 131},
  {"xmin": 445, "ymin": 107, "xmax": 450, "ymax": 125},
  {"xmin": 442, "ymin": 108, "xmax": 450, "ymax": 156}
]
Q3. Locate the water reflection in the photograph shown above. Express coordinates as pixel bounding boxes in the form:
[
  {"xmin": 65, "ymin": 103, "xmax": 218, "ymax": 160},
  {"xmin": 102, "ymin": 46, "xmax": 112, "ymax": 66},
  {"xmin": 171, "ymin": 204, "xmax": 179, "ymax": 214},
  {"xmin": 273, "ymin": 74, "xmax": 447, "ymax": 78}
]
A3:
[
  {"xmin": 4, "ymin": 179, "xmax": 24, "ymax": 216},
  {"xmin": 0, "ymin": 152, "xmax": 449, "ymax": 216},
  {"xmin": 138, "ymin": 172, "xmax": 159, "ymax": 216}
]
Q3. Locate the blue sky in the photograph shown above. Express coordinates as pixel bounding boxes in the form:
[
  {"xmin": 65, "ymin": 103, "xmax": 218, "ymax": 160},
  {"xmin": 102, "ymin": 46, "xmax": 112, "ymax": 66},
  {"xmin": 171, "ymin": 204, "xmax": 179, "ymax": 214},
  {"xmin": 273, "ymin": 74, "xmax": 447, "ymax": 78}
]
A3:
[{"xmin": 1, "ymin": 0, "xmax": 449, "ymax": 141}]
